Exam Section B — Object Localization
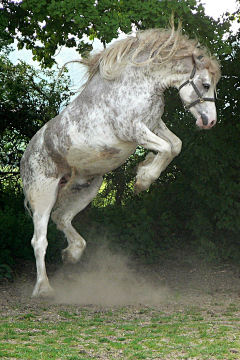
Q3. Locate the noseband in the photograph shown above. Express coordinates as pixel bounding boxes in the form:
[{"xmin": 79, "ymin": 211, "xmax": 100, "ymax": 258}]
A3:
[{"xmin": 178, "ymin": 56, "xmax": 215, "ymax": 110}]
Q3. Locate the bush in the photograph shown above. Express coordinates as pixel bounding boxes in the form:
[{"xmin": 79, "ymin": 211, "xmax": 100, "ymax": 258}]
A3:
[
  {"xmin": 0, "ymin": 193, "xmax": 64, "ymax": 269},
  {"xmin": 74, "ymin": 195, "xmax": 183, "ymax": 264},
  {"xmin": 0, "ymin": 205, "xmax": 33, "ymax": 265}
]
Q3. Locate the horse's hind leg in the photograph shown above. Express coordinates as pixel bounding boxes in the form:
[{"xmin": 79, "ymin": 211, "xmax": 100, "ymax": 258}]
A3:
[
  {"xmin": 29, "ymin": 179, "xmax": 60, "ymax": 297},
  {"xmin": 51, "ymin": 176, "xmax": 103, "ymax": 264}
]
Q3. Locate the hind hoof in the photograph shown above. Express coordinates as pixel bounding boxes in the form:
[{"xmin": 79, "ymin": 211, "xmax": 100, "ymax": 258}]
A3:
[
  {"xmin": 62, "ymin": 250, "xmax": 79, "ymax": 264},
  {"xmin": 32, "ymin": 281, "xmax": 54, "ymax": 298},
  {"xmin": 62, "ymin": 244, "xmax": 85, "ymax": 265}
]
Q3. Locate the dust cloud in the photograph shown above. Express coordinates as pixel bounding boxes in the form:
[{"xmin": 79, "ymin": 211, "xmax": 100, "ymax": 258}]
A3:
[{"xmin": 51, "ymin": 246, "xmax": 170, "ymax": 306}]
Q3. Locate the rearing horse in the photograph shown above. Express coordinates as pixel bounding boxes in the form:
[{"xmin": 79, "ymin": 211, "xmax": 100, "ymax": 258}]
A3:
[{"xmin": 20, "ymin": 26, "xmax": 221, "ymax": 297}]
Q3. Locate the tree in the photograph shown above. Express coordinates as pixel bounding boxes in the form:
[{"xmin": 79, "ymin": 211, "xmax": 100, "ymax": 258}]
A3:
[
  {"xmin": 1, "ymin": 0, "xmax": 240, "ymax": 264},
  {"xmin": 1, "ymin": 0, "xmax": 231, "ymax": 66},
  {"xmin": 0, "ymin": 52, "xmax": 73, "ymax": 195}
]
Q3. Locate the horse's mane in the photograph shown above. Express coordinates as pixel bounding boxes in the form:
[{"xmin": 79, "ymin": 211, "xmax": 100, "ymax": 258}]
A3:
[{"xmin": 68, "ymin": 23, "xmax": 220, "ymax": 85}]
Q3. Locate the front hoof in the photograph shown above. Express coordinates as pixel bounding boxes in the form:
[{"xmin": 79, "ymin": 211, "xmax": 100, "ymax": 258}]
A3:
[{"xmin": 134, "ymin": 181, "xmax": 150, "ymax": 195}]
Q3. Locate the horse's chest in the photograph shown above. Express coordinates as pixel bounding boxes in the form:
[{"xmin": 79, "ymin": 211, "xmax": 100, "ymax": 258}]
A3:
[{"xmin": 140, "ymin": 105, "xmax": 163, "ymax": 131}]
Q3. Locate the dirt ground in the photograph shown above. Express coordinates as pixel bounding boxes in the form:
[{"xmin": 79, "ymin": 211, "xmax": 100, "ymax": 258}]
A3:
[{"xmin": 1, "ymin": 249, "xmax": 240, "ymax": 315}]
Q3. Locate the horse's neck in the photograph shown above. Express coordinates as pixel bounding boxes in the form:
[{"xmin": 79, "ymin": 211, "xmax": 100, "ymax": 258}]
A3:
[
  {"xmin": 78, "ymin": 61, "xmax": 186, "ymax": 108},
  {"xmin": 149, "ymin": 61, "xmax": 188, "ymax": 91},
  {"xmin": 120, "ymin": 60, "xmax": 188, "ymax": 94}
]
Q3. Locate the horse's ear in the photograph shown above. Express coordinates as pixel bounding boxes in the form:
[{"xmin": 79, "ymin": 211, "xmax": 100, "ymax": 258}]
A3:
[{"xmin": 192, "ymin": 52, "xmax": 205, "ymax": 69}]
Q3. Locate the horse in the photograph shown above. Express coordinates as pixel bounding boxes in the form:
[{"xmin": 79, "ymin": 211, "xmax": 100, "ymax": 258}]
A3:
[{"xmin": 20, "ymin": 25, "xmax": 221, "ymax": 297}]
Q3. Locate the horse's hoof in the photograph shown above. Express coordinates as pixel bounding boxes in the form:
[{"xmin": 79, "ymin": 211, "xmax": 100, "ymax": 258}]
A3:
[
  {"xmin": 62, "ymin": 244, "xmax": 85, "ymax": 264},
  {"xmin": 32, "ymin": 282, "xmax": 55, "ymax": 299},
  {"xmin": 62, "ymin": 249, "xmax": 80, "ymax": 265},
  {"xmin": 134, "ymin": 181, "xmax": 147, "ymax": 195},
  {"xmin": 62, "ymin": 250, "xmax": 78, "ymax": 265}
]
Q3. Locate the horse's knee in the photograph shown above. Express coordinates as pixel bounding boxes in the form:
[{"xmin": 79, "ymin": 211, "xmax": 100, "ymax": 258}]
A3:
[{"xmin": 172, "ymin": 138, "xmax": 182, "ymax": 157}]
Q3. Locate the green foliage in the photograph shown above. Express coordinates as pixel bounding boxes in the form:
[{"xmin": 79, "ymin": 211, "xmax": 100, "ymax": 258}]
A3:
[
  {"xmin": 0, "ymin": 53, "xmax": 72, "ymax": 138},
  {"xmin": 0, "ymin": 202, "xmax": 34, "ymax": 266},
  {"xmin": 0, "ymin": 192, "xmax": 64, "ymax": 268},
  {"xmin": 80, "ymin": 28, "xmax": 240, "ymax": 263},
  {"xmin": 76, "ymin": 193, "xmax": 183, "ymax": 264},
  {"xmin": 0, "ymin": 52, "xmax": 73, "ymax": 194},
  {"xmin": 90, "ymin": 205, "xmax": 160, "ymax": 263},
  {"xmin": 0, "ymin": 264, "xmax": 13, "ymax": 281},
  {"xmin": 0, "ymin": 0, "xmax": 230, "ymax": 66},
  {"xmin": 0, "ymin": 0, "xmax": 240, "ymax": 268}
]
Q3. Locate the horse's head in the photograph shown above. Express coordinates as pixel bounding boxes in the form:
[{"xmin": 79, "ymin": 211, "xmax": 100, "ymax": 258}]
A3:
[{"xmin": 178, "ymin": 53, "xmax": 220, "ymax": 130}]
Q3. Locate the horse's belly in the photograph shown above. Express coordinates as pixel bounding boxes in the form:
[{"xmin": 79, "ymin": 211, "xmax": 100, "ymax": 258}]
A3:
[{"xmin": 66, "ymin": 142, "xmax": 136, "ymax": 177}]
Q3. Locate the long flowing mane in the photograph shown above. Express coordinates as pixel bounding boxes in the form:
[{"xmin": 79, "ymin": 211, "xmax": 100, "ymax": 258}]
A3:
[
  {"xmin": 21, "ymin": 19, "xmax": 222, "ymax": 299},
  {"xmin": 66, "ymin": 24, "xmax": 220, "ymax": 85}
]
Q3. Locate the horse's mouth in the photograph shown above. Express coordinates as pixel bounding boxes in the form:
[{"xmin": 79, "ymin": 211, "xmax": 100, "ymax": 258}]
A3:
[
  {"xmin": 189, "ymin": 107, "xmax": 217, "ymax": 130},
  {"xmin": 196, "ymin": 115, "xmax": 216, "ymax": 130}
]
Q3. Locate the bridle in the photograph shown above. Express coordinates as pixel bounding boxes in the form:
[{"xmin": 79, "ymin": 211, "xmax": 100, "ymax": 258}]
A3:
[{"xmin": 178, "ymin": 56, "xmax": 215, "ymax": 110}]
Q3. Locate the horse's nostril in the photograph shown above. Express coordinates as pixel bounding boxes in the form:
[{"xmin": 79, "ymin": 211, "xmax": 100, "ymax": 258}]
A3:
[
  {"xmin": 210, "ymin": 120, "xmax": 216, "ymax": 127},
  {"xmin": 200, "ymin": 112, "xmax": 208, "ymax": 126}
]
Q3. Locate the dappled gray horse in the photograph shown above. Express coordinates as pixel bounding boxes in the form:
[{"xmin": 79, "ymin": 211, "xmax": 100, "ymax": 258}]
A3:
[{"xmin": 20, "ymin": 25, "xmax": 221, "ymax": 297}]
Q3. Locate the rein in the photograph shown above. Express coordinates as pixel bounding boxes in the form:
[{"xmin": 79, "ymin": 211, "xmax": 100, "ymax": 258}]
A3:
[{"xmin": 178, "ymin": 56, "xmax": 215, "ymax": 110}]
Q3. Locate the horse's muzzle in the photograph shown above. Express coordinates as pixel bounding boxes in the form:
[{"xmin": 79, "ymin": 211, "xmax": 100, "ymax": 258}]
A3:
[{"xmin": 196, "ymin": 115, "xmax": 216, "ymax": 129}]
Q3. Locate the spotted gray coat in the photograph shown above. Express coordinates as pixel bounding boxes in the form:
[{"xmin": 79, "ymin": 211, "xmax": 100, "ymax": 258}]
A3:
[{"xmin": 20, "ymin": 28, "xmax": 221, "ymax": 297}]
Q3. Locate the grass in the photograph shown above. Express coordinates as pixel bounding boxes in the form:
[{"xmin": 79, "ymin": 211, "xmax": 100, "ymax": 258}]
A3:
[{"xmin": 1, "ymin": 304, "xmax": 240, "ymax": 359}]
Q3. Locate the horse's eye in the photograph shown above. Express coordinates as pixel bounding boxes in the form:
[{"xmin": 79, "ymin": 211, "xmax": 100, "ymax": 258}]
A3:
[{"xmin": 203, "ymin": 83, "xmax": 210, "ymax": 90}]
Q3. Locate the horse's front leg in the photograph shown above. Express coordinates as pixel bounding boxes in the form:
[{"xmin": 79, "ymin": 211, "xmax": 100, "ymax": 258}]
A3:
[{"xmin": 133, "ymin": 121, "xmax": 182, "ymax": 194}]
